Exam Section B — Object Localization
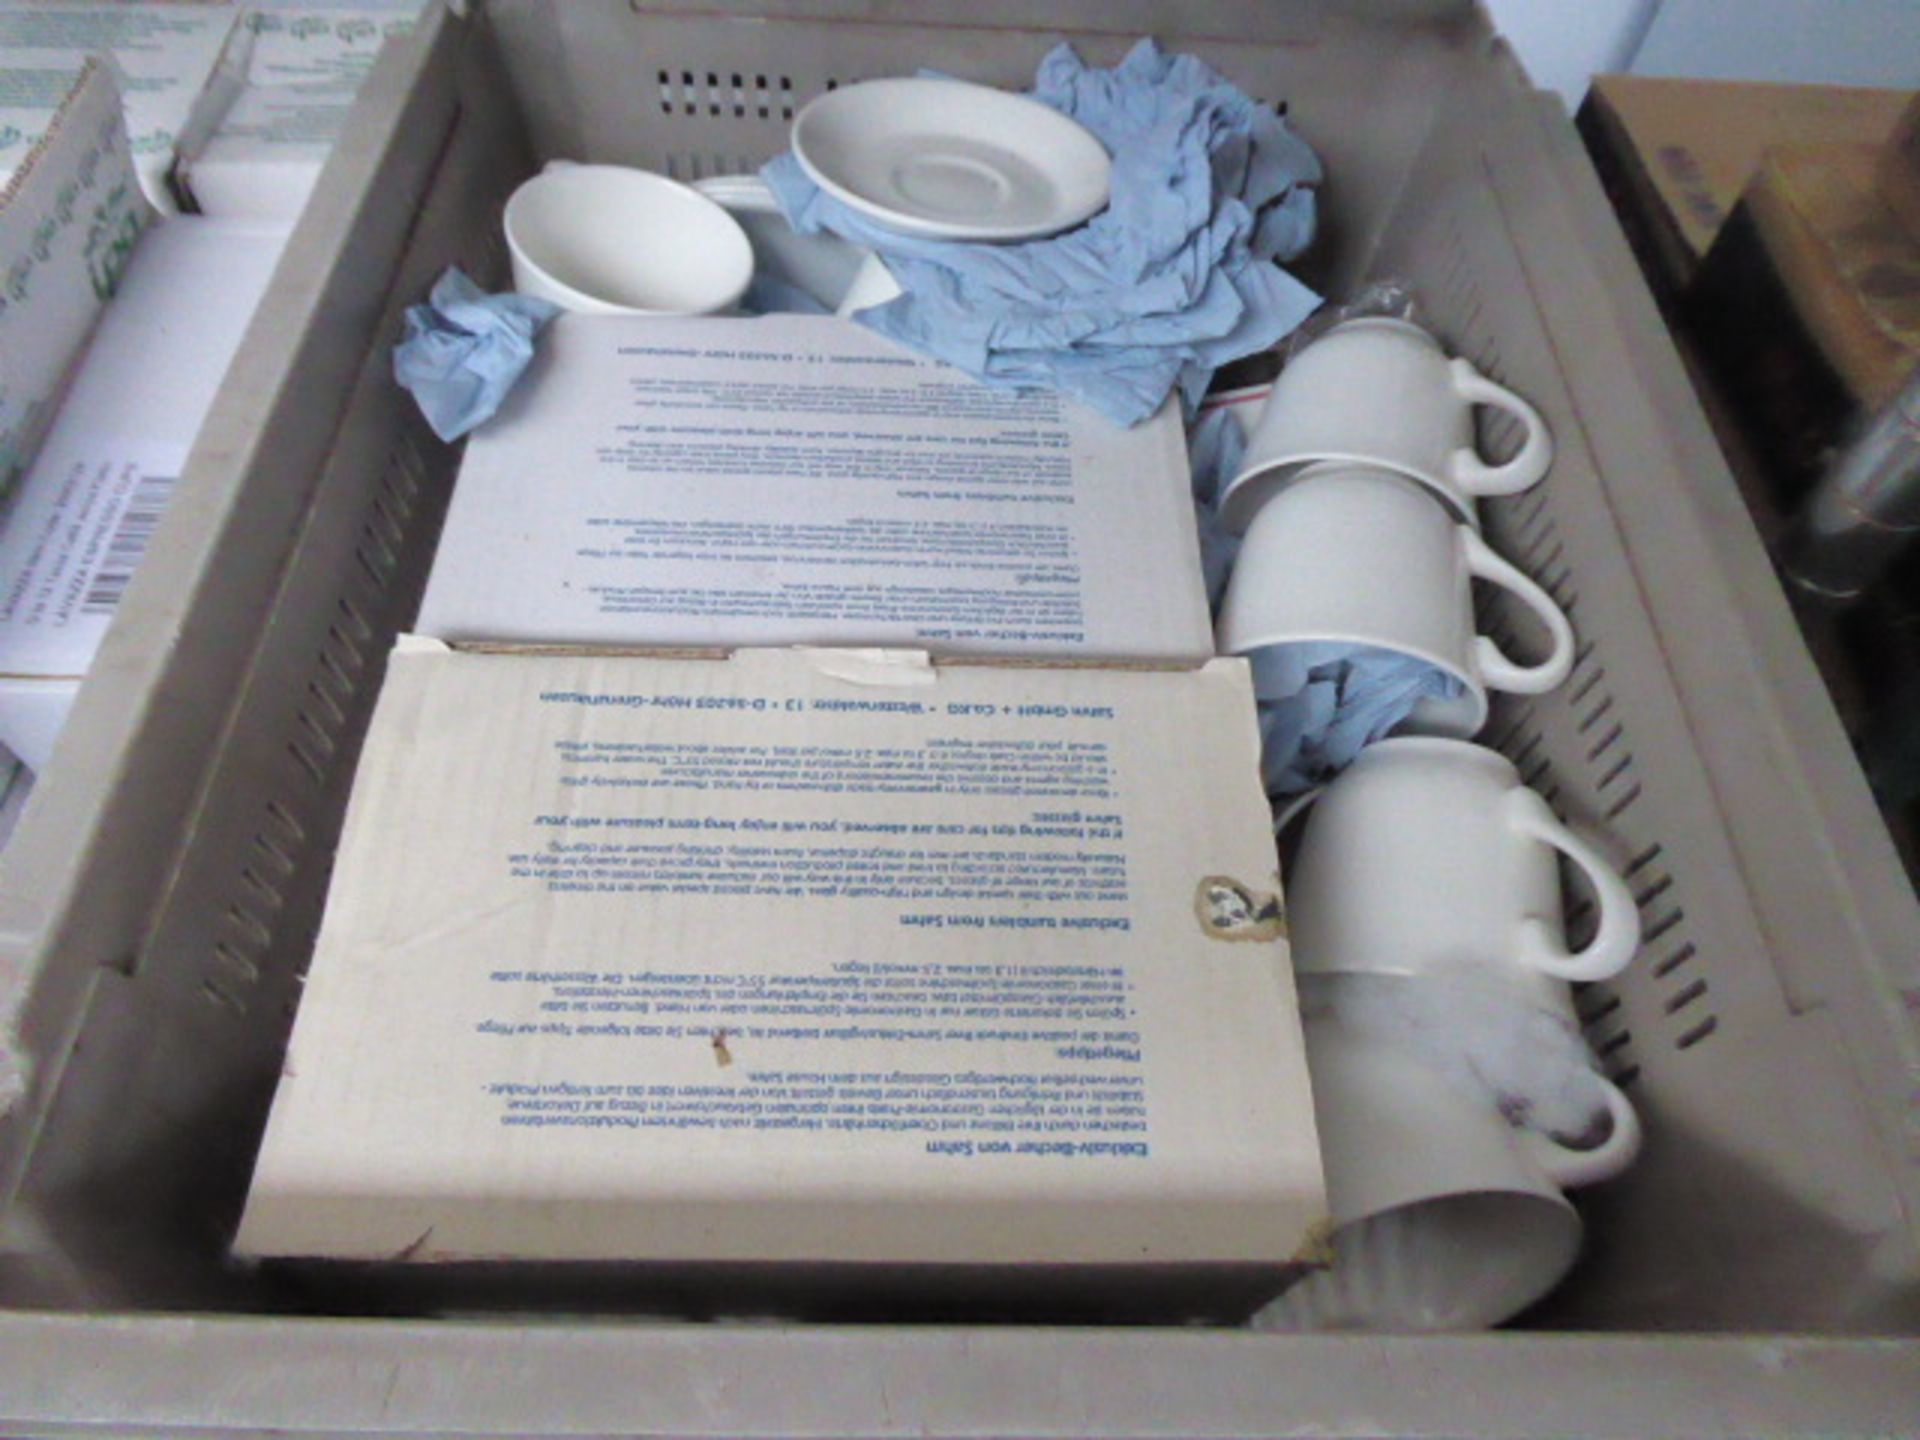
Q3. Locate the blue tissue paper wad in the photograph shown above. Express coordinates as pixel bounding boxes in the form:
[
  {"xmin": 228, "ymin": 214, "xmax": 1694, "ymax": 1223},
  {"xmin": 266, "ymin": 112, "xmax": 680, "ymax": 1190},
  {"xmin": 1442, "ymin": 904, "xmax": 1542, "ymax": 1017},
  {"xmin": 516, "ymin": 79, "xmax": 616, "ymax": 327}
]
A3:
[
  {"xmin": 763, "ymin": 39, "xmax": 1323, "ymax": 426},
  {"xmin": 393, "ymin": 267, "xmax": 560, "ymax": 441},
  {"xmin": 1252, "ymin": 641, "xmax": 1466, "ymax": 796}
]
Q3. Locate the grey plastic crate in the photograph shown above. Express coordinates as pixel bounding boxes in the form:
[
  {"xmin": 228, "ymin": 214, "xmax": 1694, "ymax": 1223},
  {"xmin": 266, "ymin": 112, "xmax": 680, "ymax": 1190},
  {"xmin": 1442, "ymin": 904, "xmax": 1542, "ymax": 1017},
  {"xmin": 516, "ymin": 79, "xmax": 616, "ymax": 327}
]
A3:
[{"xmin": 1, "ymin": 1, "xmax": 1917, "ymax": 1433}]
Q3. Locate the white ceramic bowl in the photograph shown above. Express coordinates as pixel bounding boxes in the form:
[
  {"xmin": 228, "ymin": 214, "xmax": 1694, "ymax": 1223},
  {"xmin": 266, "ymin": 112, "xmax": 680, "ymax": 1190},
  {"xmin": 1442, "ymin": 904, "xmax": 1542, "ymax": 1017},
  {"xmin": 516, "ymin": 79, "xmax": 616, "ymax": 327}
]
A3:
[{"xmin": 505, "ymin": 163, "xmax": 753, "ymax": 315}]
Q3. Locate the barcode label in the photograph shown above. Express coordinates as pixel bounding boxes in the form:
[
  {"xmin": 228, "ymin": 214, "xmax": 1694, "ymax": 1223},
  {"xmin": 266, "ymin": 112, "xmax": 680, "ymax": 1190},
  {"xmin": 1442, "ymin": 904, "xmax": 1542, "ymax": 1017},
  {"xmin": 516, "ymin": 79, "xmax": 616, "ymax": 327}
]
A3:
[{"xmin": 81, "ymin": 474, "xmax": 176, "ymax": 616}]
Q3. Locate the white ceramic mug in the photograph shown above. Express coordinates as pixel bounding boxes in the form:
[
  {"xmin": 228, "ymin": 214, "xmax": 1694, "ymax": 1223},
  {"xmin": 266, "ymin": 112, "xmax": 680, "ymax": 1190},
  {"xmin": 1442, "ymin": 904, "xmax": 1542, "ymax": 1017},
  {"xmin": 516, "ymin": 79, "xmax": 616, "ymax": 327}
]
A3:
[
  {"xmin": 1220, "ymin": 317, "xmax": 1552, "ymax": 529},
  {"xmin": 693, "ymin": 174, "xmax": 871, "ymax": 310},
  {"xmin": 504, "ymin": 162, "xmax": 754, "ymax": 315},
  {"xmin": 1283, "ymin": 736, "xmax": 1641, "ymax": 985},
  {"xmin": 1296, "ymin": 969, "xmax": 1642, "ymax": 1164},
  {"xmin": 1215, "ymin": 465, "xmax": 1576, "ymax": 737},
  {"xmin": 1253, "ymin": 1014, "xmax": 1603, "ymax": 1332}
]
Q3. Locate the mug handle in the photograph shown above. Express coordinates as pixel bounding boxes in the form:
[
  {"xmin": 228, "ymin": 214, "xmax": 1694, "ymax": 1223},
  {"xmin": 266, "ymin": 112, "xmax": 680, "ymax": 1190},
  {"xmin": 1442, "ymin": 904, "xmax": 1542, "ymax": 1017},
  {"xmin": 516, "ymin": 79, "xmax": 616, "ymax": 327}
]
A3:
[
  {"xmin": 1520, "ymin": 1076, "xmax": 1643, "ymax": 1189},
  {"xmin": 1461, "ymin": 530, "xmax": 1576, "ymax": 695},
  {"xmin": 1445, "ymin": 358, "xmax": 1554, "ymax": 497},
  {"xmin": 1503, "ymin": 787, "xmax": 1641, "ymax": 983}
]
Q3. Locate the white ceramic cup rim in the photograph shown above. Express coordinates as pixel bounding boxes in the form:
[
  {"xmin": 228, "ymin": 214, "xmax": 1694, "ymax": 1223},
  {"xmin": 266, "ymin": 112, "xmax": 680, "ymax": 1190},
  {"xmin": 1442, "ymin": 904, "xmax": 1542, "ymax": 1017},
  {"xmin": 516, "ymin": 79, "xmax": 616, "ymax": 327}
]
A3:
[
  {"xmin": 1340, "ymin": 732, "xmax": 1518, "ymax": 778},
  {"xmin": 1218, "ymin": 316, "xmax": 1545, "ymax": 531},
  {"xmin": 1322, "ymin": 314, "xmax": 1442, "ymax": 346},
  {"xmin": 1239, "ymin": 636, "xmax": 1489, "ymax": 739},
  {"xmin": 1272, "ymin": 733, "xmax": 1515, "ymax": 836},
  {"xmin": 1225, "ymin": 453, "xmax": 1479, "ymax": 528}
]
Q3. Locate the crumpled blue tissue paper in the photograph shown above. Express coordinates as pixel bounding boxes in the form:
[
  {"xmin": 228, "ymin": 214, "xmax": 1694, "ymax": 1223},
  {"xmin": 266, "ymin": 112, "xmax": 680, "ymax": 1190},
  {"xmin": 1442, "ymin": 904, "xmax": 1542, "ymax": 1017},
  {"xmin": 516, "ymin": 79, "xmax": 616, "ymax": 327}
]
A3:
[
  {"xmin": 393, "ymin": 267, "xmax": 560, "ymax": 441},
  {"xmin": 1252, "ymin": 640, "xmax": 1465, "ymax": 795},
  {"xmin": 763, "ymin": 39, "xmax": 1323, "ymax": 426}
]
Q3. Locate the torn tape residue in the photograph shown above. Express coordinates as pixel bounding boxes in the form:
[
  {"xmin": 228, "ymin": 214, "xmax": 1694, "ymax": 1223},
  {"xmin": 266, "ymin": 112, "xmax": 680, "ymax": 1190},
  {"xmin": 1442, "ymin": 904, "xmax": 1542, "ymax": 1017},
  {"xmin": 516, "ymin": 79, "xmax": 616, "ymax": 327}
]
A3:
[{"xmin": 1193, "ymin": 876, "xmax": 1286, "ymax": 942}]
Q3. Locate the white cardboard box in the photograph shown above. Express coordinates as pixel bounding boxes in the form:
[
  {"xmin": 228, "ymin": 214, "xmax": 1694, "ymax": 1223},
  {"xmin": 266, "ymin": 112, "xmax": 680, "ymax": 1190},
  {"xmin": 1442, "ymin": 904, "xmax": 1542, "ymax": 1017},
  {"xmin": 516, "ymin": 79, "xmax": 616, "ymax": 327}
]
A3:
[
  {"xmin": 0, "ymin": 60, "xmax": 150, "ymax": 498},
  {"xmin": 0, "ymin": 215, "xmax": 289, "ymax": 770},
  {"xmin": 0, "ymin": 3, "xmax": 240, "ymax": 210},
  {"xmin": 171, "ymin": 6, "xmax": 417, "ymax": 222},
  {"xmin": 237, "ymin": 642, "xmax": 1323, "ymax": 1317},
  {"xmin": 417, "ymin": 315, "xmax": 1216, "ymax": 664}
]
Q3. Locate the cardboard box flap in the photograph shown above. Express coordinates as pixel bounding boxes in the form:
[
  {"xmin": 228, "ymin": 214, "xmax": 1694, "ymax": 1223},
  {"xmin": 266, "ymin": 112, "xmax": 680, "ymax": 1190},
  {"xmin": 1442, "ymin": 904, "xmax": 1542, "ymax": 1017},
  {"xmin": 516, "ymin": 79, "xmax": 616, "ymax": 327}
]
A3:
[
  {"xmin": 170, "ymin": 7, "xmax": 419, "ymax": 221},
  {"xmin": 416, "ymin": 314, "xmax": 1216, "ymax": 666},
  {"xmin": 0, "ymin": 4, "xmax": 242, "ymax": 209},
  {"xmin": 238, "ymin": 642, "xmax": 1324, "ymax": 1277}
]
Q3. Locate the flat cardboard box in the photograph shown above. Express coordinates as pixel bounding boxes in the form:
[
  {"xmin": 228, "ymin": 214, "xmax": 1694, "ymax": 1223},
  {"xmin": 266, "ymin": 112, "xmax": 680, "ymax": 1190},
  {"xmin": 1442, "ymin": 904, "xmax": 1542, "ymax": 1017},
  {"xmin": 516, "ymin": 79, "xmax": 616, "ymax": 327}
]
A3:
[
  {"xmin": 0, "ymin": 216, "xmax": 289, "ymax": 770},
  {"xmin": 417, "ymin": 315, "xmax": 1215, "ymax": 664},
  {"xmin": 1579, "ymin": 74, "xmax": 1913, "ymax": 290},
  {"xmin": 0, "ymin": 60, "xmax": 151, "ymax": 499},
  {"xmin": 237, "ymin": 642, "xmax": 1325, "ymax": 1319},
  {"xmin": 0, "ymin": 3, "xmax": 240, "ymax": 210}
]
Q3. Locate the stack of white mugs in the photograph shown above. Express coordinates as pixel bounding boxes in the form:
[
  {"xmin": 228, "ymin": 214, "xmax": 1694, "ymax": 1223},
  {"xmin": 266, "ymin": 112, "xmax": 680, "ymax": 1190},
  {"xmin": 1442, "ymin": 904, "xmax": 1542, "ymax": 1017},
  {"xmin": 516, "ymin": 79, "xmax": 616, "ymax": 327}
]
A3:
[{"xmin": 1214, "ymin": 318, "xmax": 1645, "ymax": 1330}]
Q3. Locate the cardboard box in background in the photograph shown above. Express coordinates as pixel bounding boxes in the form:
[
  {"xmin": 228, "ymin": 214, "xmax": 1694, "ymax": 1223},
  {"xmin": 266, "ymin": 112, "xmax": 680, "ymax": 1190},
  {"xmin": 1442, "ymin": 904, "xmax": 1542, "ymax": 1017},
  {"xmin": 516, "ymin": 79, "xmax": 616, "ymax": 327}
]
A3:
[
  {"xmin": 0, "ymin": 3, "xmax": 240, "ymax": 210},
  {"xmin": 1880, "ymin": 91, "xmax": 1920, "ymax": 242},
  {"xmin": 419, "ymin": 315, "xmax": 1216, "ymax": 665},
  {"xmin": 1578, "ymin": 74, "xmax": 1914, "ymax": 293},
  {"xmin": 1736, "ymin": 144, "xmax": 1920, "ymax": 415},
  {"xmin": 237, "ymin": 642, "xmax": 1323, "ymax": 1319},
  {"xmin": 1686, "ymin": 142, "xmax": 1920, "ymax": 511},
  {"xmin": 0, "ymin": 60, "xmax": 150, "ymax": 500},
  {"xmin": 0, "ymin": 216, "xmax": 289, "ymax": 772}
]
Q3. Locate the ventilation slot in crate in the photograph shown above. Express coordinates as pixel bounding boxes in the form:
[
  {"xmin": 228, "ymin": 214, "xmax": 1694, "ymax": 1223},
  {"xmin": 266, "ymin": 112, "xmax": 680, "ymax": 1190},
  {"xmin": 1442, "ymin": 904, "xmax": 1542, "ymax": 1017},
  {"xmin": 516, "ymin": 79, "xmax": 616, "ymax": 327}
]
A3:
[
  {"xmin": 1429, "ymin": 218, "xmax": 1482, "ymax": 341},
  {"xmin": 657, "ymin": 68, "xmax": 797, "ymax": 121},
  {"xmin": 1574, "ymin": 982, "xmax": 1637, "ymax": 1089},
  {"xmin": 1465, "ymin": 344, "xmax": 1532, "ymax": 466},
  {"xmin": 204, "ymin": 898, "xmax": 270, "ymax": 1016},
  {"xmin": 1481, "ymin": 492, "xmax": 1723, "ymax": 1058},
  {"xmin": 664, "ymin": 152, "xmax": 765, "ymax": 182},
  {"xmin": 1592, "ymin": 1020, "xmax": 1639, "ymax": 1087},
  {"xmin": 196, "ymin": 432, "xmax": 431, "ymax": 1025}
]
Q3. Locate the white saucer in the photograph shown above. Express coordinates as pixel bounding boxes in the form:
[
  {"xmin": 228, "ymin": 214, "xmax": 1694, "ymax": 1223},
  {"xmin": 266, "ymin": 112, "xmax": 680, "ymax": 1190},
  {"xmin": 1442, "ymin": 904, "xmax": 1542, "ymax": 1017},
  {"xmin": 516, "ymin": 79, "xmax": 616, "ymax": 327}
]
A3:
[{"xmin": 791, "ymin": 78, "xmax": 1111, "ymax": 242}]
